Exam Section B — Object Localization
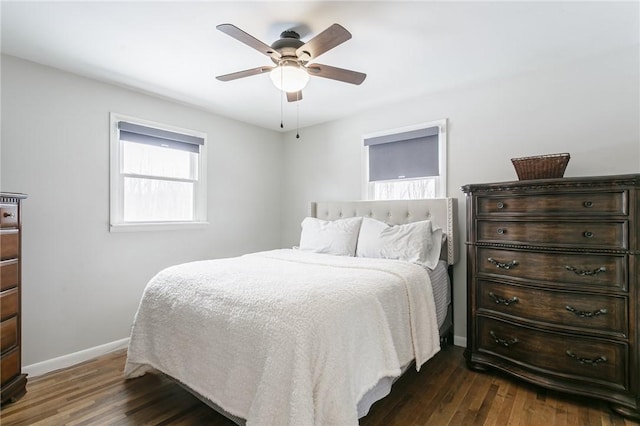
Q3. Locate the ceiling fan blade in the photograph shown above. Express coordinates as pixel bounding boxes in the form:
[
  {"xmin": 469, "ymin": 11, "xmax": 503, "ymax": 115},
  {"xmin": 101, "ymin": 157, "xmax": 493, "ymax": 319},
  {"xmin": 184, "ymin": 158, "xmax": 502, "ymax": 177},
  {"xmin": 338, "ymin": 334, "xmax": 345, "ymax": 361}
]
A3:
[
  {"xmin": 217, "ymin": 23, "xmax": 281, "ymax": 60},
  {"xmin": 306, "ymin": 64, "xmax": 366, "ymax": 85},
  {"xmin": 286, "ymin": 91, "xmax": 303, "ymax": 102},
  {"xmin": 296, "ymin": 23, "xmax": 351, "ymax": 61},
  {"xmin": 216, "ymin": 66, "xmax": 274, "ymax": 82}
]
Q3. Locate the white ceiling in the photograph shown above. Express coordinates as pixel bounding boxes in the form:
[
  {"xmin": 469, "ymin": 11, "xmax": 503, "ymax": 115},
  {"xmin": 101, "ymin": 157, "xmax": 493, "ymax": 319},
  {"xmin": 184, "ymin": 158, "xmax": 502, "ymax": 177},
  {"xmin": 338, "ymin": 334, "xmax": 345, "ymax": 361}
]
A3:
[{"xmin": 1, "ymin": 1, "xmax": 638, "ymax": 131}]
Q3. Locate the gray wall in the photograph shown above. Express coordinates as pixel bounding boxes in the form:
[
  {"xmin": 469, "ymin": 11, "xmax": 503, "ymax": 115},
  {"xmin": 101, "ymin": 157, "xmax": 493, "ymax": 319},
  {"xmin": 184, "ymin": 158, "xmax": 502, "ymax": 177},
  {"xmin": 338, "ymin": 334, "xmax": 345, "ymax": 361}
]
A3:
[
  {"xmin": 1, "ymin": 55, "xmax": 284, "ymax": 365},
  {"xmin": 280, "ymin": 46, "xmax": 640, "ymax": 344}
]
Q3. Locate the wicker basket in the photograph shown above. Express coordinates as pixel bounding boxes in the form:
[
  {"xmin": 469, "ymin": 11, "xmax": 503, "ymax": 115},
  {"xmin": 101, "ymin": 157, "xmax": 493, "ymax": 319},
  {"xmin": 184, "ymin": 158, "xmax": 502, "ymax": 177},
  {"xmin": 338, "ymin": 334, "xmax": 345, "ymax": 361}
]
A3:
[{"xmin": 510, "ymin": 153, "xmax": 570, "ymax": 180}]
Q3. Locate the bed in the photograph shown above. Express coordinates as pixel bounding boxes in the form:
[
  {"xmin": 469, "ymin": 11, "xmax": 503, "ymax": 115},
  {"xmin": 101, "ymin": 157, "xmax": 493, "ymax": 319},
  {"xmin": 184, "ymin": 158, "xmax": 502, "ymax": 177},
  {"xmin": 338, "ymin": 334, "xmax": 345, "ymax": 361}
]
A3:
[{"xmin": 124, "ymin": 198, "xmax": 459, "ymax": 425}]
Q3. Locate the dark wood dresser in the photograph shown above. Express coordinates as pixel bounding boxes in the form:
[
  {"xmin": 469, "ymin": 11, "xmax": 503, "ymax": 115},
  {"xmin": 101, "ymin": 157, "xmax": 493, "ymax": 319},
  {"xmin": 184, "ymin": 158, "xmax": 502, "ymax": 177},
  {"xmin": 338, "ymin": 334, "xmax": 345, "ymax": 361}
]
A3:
[
  {"xmin": 462, "ymin": 174, "xmax": 639, "ymax": 420},
  {"xmin": 1, "ymin": 192, "xmax": 27, "ymax": 405}
]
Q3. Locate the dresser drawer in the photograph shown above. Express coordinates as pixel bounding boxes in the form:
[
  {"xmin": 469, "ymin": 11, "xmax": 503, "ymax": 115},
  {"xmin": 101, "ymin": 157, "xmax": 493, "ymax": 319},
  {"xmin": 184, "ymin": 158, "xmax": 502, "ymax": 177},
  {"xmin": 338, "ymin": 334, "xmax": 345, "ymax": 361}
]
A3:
[
  {"xmin": 477, "ymin": 316, "xmax": 627, "ymax": 390},
  {"xmin": 1, "ymin": 347, "xmax": 20, "ymax": 385},
  {"xmin": 0, "ymin": 259, "xmax": 18, "ymax": 292},
  {"xmin": 477, "ymin": 191, "xmax": 626, "ymax": 216},
  {"xmin": 0, "ymin": 204, "xmax": 18, "ymax": 228},
  {"xmin": 476, "ymin": 220, "xmax": 627, "ymax": 250},
  {"xmin": 0, "ymin": 230, "xmax": 19, "ymax": 260},
  {"xmin": 1, "ymin": 316, "xmax": 18, "ymax": 354},
  {"xmin": 477, "ymin": 279, "xmax": 627, "ymax": 336},
  {"xmin": 477, "ymin": 248, "xmax": 626, "ymax": 290},
  {"xmin": 0, "ymin": 288, "xmax": 18, "ymax": 321}
]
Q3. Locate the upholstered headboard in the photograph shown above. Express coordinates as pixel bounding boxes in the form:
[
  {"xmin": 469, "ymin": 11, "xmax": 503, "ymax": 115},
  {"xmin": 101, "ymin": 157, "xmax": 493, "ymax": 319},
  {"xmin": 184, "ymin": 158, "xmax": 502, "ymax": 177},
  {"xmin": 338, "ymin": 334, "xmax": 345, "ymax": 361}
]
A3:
[{"xmin": 310, "ymin": 198, "xmax": 459, "ymax": 265}]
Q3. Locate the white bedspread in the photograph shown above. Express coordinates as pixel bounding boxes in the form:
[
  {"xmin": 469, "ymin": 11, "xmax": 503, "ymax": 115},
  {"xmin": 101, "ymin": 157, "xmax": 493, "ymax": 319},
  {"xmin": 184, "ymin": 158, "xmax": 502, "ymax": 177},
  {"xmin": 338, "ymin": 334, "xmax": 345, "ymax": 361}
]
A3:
[{"xmin": 124, "ymin": 249, "xmax": 440, "ymax": 426}]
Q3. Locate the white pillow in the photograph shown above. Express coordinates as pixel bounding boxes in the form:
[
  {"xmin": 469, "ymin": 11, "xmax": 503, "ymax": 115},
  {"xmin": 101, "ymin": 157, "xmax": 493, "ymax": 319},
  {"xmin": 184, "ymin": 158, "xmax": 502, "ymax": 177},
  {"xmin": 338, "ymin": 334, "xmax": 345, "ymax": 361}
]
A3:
[
  {"xmin": 355, "ymin": 217, "xmax": 389, "ymax": 258},
  {"xmin": 299, "ymin": 216, "xmax": 363, "ymax": 256},
  {"xmin": 356, "ymin": 217, "xmax": 445, "ymax": 269},
  {"xmin": 425, "ymin": 226, "xmax": 445, "ymax": 269}
]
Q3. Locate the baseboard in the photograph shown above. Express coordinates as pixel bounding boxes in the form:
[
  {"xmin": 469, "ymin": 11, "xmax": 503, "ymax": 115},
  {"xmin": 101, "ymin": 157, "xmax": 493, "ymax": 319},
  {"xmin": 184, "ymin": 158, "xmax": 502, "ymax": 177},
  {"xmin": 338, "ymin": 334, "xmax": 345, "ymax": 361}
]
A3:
[
  {"xmin": 23, "ymin": 337, "xmax": 129, "ymax": 378},
  {"xmin": 453, "ymin": 335, "xmax": 467, "ymax": 348},
  {"xmin": 23, "ymin": 334, "xmax": 465, "ymax": 378}
]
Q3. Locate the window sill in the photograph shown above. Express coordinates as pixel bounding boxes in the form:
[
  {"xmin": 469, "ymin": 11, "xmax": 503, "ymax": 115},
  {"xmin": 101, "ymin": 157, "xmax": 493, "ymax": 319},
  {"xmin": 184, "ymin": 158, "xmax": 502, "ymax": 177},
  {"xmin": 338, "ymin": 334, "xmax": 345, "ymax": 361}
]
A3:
[{"xmin": 109, "ymin": 221, "xmax": 209, "ymax": 233}]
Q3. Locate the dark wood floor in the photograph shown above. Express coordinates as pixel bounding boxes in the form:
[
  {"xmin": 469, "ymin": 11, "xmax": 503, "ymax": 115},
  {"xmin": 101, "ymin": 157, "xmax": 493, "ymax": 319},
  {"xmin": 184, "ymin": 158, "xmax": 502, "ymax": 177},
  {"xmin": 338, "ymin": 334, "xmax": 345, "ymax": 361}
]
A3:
[{"xmin": 1, "ymin": 345, "xmax": 638, "ymax": 425}]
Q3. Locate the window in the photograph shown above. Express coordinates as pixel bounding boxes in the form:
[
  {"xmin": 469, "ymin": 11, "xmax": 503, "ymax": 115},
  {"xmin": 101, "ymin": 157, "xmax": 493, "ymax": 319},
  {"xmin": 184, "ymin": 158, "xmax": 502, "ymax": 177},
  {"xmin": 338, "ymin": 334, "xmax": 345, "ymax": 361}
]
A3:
[
  {"xmin": 363, "ymin": 119, "xmax": 447, "ymax": 200},
  {"xmin": 110, "ymin": 113, "xmax": 207, "ymax": 231}
]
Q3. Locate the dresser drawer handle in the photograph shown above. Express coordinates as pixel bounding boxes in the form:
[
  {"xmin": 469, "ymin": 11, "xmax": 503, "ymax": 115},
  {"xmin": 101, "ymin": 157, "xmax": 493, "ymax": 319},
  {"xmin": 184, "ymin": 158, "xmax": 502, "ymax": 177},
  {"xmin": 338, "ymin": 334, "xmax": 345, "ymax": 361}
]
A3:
[
  {"xmin": 566, "ymin": 305, "xmax": 607, "ymax": 318},
  {"xmin": 583, "ymin": 201, "xmax": 594, "ymax": 208},
  {"xmin": 566, "ymin": 350, "xmax": 607, "ymax": 365},
  {"xmin": 496, "ymin": 202, "xmax": 505, "ymax": 209},
  {"xmin": 565, "ymin": 265, "xmax": 606, "ymax": 276},
  {"xmin": 3, "ymin": 212, "xmax": 15, "ymax": 218},
  {"xmin": 487, "ymin": 258, "xmax": 519, "ymax": 269},
  {"xmin": 583, "ymin": 231, "xmax": 594, "ymax": 238},
  {"xmin": 490, "ymin": 331, "xmax": 518, "ymax": 347},
  {"xmin": 496, "ymin": 228, "xmax": 506, "ymax": 235},
  {"xmin": 489, "ymin": 292, "xmax": 519, "ymax": 306}
]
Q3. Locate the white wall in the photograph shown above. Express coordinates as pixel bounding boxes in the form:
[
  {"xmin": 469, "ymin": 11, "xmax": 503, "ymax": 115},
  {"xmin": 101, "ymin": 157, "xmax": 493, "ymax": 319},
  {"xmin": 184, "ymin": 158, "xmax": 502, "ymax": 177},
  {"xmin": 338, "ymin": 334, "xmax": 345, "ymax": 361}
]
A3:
[
  {"xmin": 1, "ymin": 55, "xmax": 284, "ymax": 365},
  {"xmin": 281, "ymin": 46, "xmax": 640, "ymax": 344},
  {"xmin": 2, "ymin": 42, "xmax": 639, "ymax": 366}
]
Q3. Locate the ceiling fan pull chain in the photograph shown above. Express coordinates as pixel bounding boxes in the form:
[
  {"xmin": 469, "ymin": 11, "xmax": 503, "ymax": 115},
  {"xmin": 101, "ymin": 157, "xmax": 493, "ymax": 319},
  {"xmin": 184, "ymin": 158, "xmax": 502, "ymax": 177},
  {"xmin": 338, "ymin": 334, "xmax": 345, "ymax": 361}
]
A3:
[
  {"xmin": 280, "ymin": 94, "xmax": 284, "ymax": 129},
  {"xmin": 296, "ymin": 92, "xmax": 300, "ymax": 139},
  {"xmin": 280, "ymin": 71, "xmax": 284, "ymax": 129}
]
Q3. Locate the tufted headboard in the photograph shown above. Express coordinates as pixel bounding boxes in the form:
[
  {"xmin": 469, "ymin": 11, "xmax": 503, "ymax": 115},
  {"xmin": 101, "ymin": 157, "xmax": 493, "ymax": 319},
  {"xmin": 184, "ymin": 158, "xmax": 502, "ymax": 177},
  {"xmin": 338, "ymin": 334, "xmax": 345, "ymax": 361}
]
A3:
[{"xmin": 310, "ymin": 198, "xmax": 459, "ymax": 265}]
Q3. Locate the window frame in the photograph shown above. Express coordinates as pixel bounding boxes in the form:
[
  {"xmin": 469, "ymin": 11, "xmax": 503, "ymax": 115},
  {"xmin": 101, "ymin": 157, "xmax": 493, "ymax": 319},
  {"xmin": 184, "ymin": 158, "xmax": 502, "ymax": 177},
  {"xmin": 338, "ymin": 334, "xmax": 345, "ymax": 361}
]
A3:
[
  {"xmin": 109, "ymin": 112, "xmax": 208, "ymax": 232},
  {"xmin": 362, "ymin": 118, "xmax": 448, "ymax": 200}
]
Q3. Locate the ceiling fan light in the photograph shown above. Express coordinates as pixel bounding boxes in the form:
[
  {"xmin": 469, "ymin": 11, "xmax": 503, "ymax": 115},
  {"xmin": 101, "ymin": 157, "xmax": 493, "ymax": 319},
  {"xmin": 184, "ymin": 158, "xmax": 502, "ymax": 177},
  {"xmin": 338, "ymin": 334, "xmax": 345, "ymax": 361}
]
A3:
[{"xmin": 270, "ymin": 64, "xmax": 309, "ymax": 93}]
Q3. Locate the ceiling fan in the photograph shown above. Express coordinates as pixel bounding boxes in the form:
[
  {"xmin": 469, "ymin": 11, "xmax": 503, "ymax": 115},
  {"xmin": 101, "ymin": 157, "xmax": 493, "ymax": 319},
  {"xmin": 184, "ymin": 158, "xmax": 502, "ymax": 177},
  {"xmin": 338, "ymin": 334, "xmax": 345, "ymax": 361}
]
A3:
[{"xmin": 216, "ymin": 23, "xmax": 366, "ymax": 102}]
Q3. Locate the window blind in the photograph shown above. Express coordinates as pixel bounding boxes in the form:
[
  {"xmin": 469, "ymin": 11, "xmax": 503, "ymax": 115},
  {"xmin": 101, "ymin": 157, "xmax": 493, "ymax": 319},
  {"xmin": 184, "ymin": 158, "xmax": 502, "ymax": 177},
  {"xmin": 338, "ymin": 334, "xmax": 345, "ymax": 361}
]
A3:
[
  {"xmin": 118, "ymin": 121, "xmax": 204, "ymax": 153},
  {"xmin": 365, "ymin": 126, "xmax": 439, "ymax": 182}
]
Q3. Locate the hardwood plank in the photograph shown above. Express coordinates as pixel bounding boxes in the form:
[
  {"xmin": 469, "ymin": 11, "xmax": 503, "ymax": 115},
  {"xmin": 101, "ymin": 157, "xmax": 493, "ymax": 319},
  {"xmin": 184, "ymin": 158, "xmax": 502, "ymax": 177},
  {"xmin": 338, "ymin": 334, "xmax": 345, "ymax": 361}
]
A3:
[
  {"xmin": 472, "ymin": 382, "xmax": 499, "ymax": 424},
  {"xmin": 413, "ymin": 358, "xmax": 477, "ymax": 424},
  {"xmin": 1, "ymin": 345, "xmax": 637, "ymax": 426},
  {"xmin": 488, "ymin": 369, "xmax": 516, "ymax": 424},
  {"xmin": 448, "ymin": 373, "xmax": 485, "ymax": 424},
  {"xmin": 406, "ymin": 352, "xmax": 459, "ymax": 418}
]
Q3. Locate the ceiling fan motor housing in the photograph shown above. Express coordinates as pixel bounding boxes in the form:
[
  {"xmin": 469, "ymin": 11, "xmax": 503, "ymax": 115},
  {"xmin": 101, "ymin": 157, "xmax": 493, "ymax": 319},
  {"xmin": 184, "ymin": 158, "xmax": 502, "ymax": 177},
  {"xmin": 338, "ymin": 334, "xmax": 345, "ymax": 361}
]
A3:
[{"xmin": 270, "ymin": 31, "xmax": 308, "ymax": 65}]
